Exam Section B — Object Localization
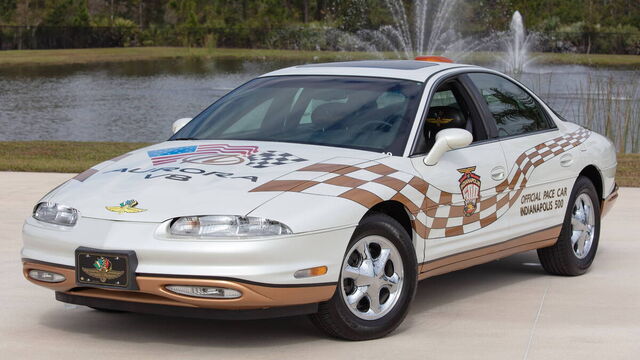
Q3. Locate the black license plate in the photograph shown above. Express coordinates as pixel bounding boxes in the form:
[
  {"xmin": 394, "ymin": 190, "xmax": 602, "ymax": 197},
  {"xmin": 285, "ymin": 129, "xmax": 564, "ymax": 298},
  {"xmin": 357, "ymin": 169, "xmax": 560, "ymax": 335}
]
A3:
[{"xmin": 75, "ymin": 247, "xmax": 138, "ymax": 290}]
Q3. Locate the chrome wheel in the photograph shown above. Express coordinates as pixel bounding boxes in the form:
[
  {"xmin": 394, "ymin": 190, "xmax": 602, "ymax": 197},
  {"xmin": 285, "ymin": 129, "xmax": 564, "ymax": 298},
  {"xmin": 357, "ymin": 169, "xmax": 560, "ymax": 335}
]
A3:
[
  {"xmin": 340, "ymin": 235, "xmax": 404, "ymax": 320},
  {"xmin": 571, "ymin": 193, "xmax": 595, "ymax": 259}
]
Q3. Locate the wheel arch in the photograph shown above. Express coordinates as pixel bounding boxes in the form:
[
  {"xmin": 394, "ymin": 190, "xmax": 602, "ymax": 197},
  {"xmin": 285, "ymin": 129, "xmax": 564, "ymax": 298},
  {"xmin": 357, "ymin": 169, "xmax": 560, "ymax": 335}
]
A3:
[
  {"xmin": 578, "ymin": 165, "xmax": 603, "ymax": 200},
  {"xmin": 363, "ymin": 200, "xmax": 414, "ymax": 242}
]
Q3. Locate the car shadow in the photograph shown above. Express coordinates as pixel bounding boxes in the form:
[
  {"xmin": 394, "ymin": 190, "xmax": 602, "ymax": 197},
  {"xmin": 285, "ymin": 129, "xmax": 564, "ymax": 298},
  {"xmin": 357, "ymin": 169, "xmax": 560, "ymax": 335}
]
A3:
[
  {"xmin": 412, "ymin": 250, "xmax": 546, "ymax": 313},
  {"xmin": 38, "ymin": 251, "xmax": 547, "ymax": 345}
]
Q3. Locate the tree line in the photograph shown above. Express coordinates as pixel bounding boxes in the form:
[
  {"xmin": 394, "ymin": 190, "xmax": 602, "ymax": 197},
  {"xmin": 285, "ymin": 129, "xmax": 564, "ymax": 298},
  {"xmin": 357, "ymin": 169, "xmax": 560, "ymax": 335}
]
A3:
[{"xmin": 1, "ymin": 0, "xmax": 639, "ymax": 53}]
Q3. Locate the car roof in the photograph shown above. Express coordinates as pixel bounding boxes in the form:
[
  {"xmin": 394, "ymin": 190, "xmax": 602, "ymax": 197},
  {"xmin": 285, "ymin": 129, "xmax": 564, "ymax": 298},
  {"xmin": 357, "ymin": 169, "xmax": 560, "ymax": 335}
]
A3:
[{"xmin": 260, "ymin": 60, "xmax": 474, "ymax": 82}]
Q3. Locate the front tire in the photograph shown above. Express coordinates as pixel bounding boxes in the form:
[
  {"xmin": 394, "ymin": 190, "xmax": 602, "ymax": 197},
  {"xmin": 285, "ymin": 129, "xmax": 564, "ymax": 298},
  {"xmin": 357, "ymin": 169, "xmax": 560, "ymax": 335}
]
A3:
[
  {"xmin": 537, "ymin": 176, "xmax": 601, "ymax": 276},
  {"xmin": 310, "ymin": 213, "xmax": 417, "ymax": 340}
]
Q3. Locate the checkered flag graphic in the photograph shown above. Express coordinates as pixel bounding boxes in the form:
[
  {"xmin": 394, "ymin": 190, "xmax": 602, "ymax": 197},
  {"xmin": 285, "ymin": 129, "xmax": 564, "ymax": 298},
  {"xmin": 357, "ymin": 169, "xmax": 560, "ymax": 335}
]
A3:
[
  {"xmin": 251, "ymin": 129, "xmax": 591, "ymax": 240},
  {"xmin": 246, "ymin": 151, "xmax": 308, "ymax": 168}
]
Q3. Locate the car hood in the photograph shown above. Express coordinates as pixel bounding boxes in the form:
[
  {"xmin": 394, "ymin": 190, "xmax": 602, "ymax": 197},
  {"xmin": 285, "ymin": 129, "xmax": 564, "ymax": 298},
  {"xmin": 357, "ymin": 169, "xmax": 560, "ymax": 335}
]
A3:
[{"xmin": 47, "ymin": 140, "xmax": 386, "ymax": 222}]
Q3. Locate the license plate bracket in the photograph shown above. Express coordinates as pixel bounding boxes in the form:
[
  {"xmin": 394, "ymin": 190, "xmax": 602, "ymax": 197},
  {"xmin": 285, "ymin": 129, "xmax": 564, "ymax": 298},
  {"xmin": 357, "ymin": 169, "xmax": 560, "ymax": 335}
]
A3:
[{"xmin": 75, "ymin": 247, "xmax": 138, "ymax": 290}]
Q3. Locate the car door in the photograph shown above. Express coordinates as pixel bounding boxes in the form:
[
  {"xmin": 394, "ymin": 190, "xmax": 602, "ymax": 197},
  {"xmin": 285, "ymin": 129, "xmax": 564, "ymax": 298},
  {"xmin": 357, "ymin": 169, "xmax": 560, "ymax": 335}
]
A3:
[
  {"xmin": 409, "ymin": 74, "xmax": 512, "ymax": 274},
  {"xmin": 466, "ymin": 72, "xmax": 573, "ymax": 240}
]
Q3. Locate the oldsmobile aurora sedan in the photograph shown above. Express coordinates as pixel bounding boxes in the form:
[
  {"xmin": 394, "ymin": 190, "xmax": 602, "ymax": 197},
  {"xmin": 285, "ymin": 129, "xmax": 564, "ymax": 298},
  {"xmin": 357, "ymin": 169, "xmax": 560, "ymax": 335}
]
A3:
[{"xmin": 22, "ymin": 59, "xmax": 618, "ymax": 340}]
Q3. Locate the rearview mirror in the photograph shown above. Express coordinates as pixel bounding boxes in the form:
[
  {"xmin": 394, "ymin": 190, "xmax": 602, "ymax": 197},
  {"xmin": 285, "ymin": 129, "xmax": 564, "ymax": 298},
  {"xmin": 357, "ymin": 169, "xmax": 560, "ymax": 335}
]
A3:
[
  {"xmin": 172, "ymin": 118, "xmax": 192, "ymax": 134},
  {"xmin": 423, "ymin": 128, "xmax": 473, "ymax": 166}
]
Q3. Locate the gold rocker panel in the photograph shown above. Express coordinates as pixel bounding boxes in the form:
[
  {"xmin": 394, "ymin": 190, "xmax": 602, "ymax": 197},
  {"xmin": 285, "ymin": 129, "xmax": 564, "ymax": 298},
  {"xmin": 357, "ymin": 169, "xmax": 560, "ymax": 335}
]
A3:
[{"xmin": 418, "ymin": 225, "xmax": 562, "ymax": 280}]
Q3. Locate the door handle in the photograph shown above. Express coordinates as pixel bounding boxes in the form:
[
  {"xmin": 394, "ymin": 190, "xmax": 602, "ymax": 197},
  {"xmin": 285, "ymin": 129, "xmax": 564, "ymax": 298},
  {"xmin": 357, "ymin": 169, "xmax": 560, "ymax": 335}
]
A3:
[
  {"xmin": 491, "ymin": 166, "xmax": 506, "ymax": 181},
  {"xmin": 560, "ymin": 154, "xmax": 573, "ymax": 167}
]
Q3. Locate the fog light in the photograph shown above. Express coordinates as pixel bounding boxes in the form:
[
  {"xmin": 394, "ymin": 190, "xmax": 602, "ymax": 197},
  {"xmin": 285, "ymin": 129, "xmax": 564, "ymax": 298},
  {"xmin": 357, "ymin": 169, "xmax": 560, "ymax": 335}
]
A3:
[
  {"xmin": 28, "ymin": 269, "xmax": 66, "ymax": 283},
  {"xmin": 165, "ymin": 285, "xmax": 242, "ymax": 299},
  {"xmin": 294, "ymin": 266, "xmax": 328, "ymax": 278}
]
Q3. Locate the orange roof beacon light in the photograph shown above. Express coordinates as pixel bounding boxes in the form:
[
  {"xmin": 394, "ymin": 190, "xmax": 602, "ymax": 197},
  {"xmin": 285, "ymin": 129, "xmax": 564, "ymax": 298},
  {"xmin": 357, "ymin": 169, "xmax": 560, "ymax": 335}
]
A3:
[{"xmin": 414, "ymin": 55, "xmax": 454, "ymax": 63}]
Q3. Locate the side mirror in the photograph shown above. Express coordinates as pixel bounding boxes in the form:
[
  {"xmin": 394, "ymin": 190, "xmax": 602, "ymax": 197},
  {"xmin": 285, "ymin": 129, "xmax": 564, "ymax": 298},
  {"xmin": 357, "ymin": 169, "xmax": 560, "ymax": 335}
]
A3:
[
  {"xmin": 423, "ymin": 128, "xmax": 473, "ymax": 166},
  {"xmin": 172, "ymin": 118, "xmax": 192, "ymax": 134}
]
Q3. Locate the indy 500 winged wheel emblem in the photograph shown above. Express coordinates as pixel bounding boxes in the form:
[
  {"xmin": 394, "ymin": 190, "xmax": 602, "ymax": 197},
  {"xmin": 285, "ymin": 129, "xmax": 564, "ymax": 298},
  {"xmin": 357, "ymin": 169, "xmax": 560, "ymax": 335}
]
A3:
[
  {"xmin": 105, "ymin": 199, "xmax": 146, "ymax": 214},
  {"xmin": 81, "ymin": 257, "xmax": 124, "ymax": 283}
]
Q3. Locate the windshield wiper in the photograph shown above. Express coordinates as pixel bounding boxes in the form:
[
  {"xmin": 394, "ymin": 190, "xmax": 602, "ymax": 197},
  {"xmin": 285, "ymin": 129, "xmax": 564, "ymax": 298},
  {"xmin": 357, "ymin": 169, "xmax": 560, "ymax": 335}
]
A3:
[{"xmin": 170, "ymin": 137, "xmax": 200, "ymax": 141}]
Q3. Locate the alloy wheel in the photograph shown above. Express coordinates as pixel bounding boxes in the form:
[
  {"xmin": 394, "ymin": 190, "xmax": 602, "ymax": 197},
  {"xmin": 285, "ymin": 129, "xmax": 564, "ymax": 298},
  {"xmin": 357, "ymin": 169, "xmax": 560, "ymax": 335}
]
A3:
[
  {"xmin": 571, "ymin": 193, "xmax": 596, "ymax": 259},
  {"xmin": 340, "ymin": 235, "xmax": 404, "ymax": 320}
]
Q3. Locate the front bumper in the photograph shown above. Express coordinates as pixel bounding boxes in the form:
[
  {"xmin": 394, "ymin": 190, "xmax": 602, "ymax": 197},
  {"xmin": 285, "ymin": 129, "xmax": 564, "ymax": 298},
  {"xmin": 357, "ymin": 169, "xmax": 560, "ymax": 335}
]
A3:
[
  {"xmin": 22, "ymin": 216, "xmax": 353, "ymax": 312},
  {"xmin": 22, "ymin": 216, "xmax": 354, "ymax": 285},
  {"xmin": 23, "ymin": 260, "xmax": 336, "ymax": 311}
]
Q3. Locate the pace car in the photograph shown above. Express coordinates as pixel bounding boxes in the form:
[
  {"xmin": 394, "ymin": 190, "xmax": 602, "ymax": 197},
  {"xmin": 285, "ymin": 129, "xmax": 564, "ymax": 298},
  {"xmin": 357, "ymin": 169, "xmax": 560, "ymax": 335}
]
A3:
[{"xmin": 22, "ymin": 58, "xmax": 618, "ymax": 340}]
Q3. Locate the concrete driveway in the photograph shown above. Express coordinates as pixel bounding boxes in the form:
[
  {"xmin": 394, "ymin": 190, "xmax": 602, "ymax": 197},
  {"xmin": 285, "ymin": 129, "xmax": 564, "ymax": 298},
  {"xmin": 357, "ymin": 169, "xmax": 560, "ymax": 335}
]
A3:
[{"xmin": 1, "ymin": 172, "xmax": 638, "ymax": 359}]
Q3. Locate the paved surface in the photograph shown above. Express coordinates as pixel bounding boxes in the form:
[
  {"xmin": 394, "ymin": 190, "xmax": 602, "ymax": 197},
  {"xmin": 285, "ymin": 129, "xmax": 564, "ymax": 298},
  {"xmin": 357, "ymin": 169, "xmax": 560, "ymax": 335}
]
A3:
[{"xmin": 1, "ymin": 171, "xmax": 639, "ymax": 359}]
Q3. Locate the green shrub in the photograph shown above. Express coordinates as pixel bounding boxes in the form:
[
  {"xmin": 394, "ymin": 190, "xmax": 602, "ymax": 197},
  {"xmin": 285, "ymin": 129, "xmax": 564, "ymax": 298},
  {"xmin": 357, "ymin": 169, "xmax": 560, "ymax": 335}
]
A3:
[{"xmin": 112, "ymin": 17, "xmax": 139, "ymax": 47}]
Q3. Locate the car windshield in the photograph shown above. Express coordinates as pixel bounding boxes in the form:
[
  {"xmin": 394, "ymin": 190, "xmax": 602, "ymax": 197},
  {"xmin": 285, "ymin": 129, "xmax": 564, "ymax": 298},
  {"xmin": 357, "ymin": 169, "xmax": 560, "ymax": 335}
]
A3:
[{"xmin": 171, "ymin": 76, "xmax": 424, "ymax": 155}]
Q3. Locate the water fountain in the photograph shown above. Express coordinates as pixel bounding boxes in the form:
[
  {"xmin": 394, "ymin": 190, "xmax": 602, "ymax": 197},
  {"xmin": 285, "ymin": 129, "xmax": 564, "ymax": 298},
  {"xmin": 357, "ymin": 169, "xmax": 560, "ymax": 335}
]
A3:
[
  {"xmin": 375, "ymin": 0, "xmax": 459, "ymax": 58},
  {"xmin": 335, "ymin": 0, "xmax": 506, "ymax": 63},
  {"xmin": 500, "ymin": 10, "xmax": 536, "ymax": 76},
  {"xmin": 336, "ymin": 0, "xmax": 477, "ymax": 59},
  {"xmin": 335, "ymin": 1, "xmax": 535, "ymax": 72}
]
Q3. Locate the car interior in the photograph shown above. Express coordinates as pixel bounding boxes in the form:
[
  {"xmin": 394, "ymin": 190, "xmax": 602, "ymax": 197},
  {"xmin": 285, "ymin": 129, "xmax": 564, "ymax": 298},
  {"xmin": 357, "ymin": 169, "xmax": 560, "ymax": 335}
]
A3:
[
  {"xmin": 415, "ymin": 79, "xmax": 486, "ymax": 155},
  {"xmin": 304, "ymin": 90, "xmax": 409, "ymax": 150},
  {"xmin": 214, "ymin": 81, "xmax": 418, "ymax": 154}
]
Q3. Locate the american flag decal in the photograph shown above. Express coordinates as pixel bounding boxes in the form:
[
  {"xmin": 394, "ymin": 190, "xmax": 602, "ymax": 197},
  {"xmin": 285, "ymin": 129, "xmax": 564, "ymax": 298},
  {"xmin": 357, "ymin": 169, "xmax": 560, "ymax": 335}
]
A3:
[{"xmin": 147, "ymin": 144, "xmax": 259, "ymax": 165}]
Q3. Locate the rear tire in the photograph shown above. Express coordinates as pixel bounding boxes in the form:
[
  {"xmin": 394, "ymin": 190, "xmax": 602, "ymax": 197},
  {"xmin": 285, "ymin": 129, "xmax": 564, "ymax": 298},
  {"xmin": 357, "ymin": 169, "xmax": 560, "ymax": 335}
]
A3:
[
  {"xmin": 310, "ymin": 213, "xmax": 417, "ymax": 340},
  {"xmin": 537, "ymin": 176, "xmax": 601, "ymax": 276}
]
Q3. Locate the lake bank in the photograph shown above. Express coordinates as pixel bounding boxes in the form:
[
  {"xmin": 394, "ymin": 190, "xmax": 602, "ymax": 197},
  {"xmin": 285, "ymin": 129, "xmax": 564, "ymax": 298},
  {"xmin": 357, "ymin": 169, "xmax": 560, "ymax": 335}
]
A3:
[{"xmin": 1, "ymin": 47, "xmax": 639, "ymax": 68}]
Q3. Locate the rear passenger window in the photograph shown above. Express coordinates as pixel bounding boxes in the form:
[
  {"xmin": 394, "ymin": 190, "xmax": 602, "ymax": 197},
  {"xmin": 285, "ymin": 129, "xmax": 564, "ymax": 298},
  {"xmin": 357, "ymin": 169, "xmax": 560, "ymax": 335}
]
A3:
[{"xmin": 468, "ymin": 73, "xmax": 550, "ymax": 137}]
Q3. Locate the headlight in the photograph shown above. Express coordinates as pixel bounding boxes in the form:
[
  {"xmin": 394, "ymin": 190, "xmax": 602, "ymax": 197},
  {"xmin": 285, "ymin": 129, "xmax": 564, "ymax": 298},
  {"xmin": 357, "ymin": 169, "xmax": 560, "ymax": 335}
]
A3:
[
  {"xmin": 169, "ymin": 215, "xmax": 292, "ymax": 237},
  {"xmin": 33, "ymin": 202, "xmax": 78, "ymax": 226}
]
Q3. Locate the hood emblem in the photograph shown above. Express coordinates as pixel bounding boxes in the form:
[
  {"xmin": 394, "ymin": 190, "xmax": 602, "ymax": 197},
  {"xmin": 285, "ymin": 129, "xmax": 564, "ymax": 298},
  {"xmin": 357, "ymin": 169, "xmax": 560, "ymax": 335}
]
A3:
[
  {"xmin": 145, "ymin": 144, "xmax": 307, "ymax": 169},
  {"xmin": 147, "ymin": 144, "xmax": 259, "ymax": 166},
  {"xmin": 106, "ymin": 199, "xmax": 147, "ymax": 214}
]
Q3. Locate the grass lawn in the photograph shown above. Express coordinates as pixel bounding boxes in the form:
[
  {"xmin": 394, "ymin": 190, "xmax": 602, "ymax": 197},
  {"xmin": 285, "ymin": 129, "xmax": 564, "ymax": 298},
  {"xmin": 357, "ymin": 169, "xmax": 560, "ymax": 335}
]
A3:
[
  {"xmin": 0, "ymin": 47, "xmax": 376, "ymax": 66},
  {"xmin": 0, "ymin": 47, "xmax": 639, "ymax": 67},
  {"xmin": 0, "ymin": 141, "xmax": 638, "ymax": 187},
  {"xmin": 532, "ymin": 52, "xmax": 640, "ymax": 67},
  {"xmin": 0, "ymin": 141, "xmax": 151, "ymax": 173},
  {"xmin": 616, "ymin": 153, "xmax": 640, "ymax": 188}
]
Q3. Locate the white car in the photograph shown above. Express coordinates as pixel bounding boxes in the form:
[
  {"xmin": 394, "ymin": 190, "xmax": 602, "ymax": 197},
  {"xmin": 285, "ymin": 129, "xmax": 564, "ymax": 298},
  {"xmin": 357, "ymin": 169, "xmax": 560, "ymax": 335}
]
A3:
[{"xmin": 22, "ymin": 58, "xmax": 618, "ymax": 340}]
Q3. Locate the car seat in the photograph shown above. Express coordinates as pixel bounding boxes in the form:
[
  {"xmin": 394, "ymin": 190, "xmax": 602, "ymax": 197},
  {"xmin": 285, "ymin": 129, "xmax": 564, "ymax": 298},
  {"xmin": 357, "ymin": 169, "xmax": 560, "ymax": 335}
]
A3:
[{"xmin": 311, "ymin": 103, "xmax": 351, "ymax": 132}]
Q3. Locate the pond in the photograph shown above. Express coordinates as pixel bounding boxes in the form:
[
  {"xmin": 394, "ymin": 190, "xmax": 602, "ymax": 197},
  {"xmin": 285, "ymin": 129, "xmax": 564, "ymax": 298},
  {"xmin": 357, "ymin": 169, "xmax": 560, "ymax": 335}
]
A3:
[{"xmin": 1, "ymin": 57, "xmax": 638, "ymax": 152}]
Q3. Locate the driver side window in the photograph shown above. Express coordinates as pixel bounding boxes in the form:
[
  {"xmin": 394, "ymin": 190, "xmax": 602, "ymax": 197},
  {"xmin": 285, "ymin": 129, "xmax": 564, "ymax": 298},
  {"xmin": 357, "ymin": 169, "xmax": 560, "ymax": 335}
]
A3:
[{"xmin": 421, "ymin": 82, "xmax": 475, "ymax": 152}]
